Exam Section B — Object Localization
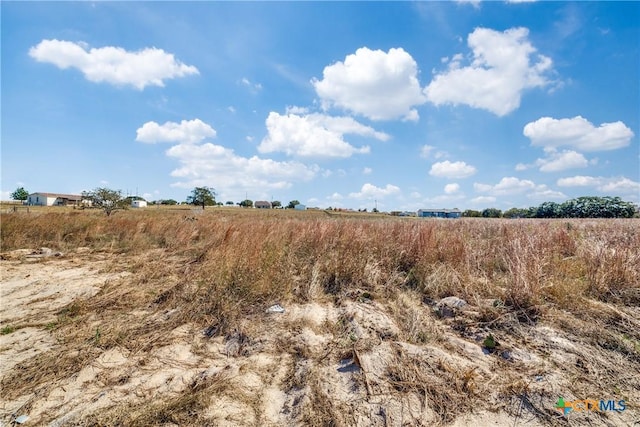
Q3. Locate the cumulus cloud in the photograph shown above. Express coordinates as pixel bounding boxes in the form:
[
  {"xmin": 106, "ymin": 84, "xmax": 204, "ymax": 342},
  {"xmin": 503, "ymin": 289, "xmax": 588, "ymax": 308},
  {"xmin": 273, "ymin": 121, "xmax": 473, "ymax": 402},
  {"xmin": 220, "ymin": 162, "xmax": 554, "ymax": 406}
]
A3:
[
  {"xmin": 536, "ymin": 150, "xmax": 588, "ymax": 172},
  {"xmin": 363, "ymin": 167, "xmax": 373, "ymax": 175},
  {"xmin": 556, "ymin": 175, "xmax": 600, "ymax": 187},
  {"xmin": 444, "ymin": 183, "xmax": 461, "ymax": 194},
  {"xmin": 599, "ymin": 178, "xmax": 640, "ymax": 193},
  {"xmin": 136, "ymin": 119, "xmax": 216, "ymax": 144},
  {"xmin": 523, "ymin": 116, "xmax": 634, "ymax": 151},
  {"xmin": 349, "ymin": 183, "xmax": 401, "ymax": 199},
  {"xmin": 429, "ymin": 161, "xmax": 476, "ymax": 178},
  {"xmin": 313, "ymin": 47, "xmax": 426, "ymax": 121},
  {"xmin": 424, "ymin": 27, "xmax": 553, "ymax": 116},
  {"xmin": 136, "ymin": 118, "xmax": 320, "ymax": 201},
  {"xmin": 529, "ymin": 188, "xmax": 566, "ymax": 200},
  {"xmin": 474, "ymin": 176, "xmax": 566, "ymax": 199},
  {"xmin": 29, "ymin": 39, "xmax": 198, "ymax": 89},
  {"xmin": 166, "ymin": 142, "xmax": 319, "ymax": 200},
  {"xmin": 259, "ymin": 112, "xmax": 388, "ymax": 158},
  {"xmin": 557, "ymin": 175, "xmax": 640, "ymax": 194},
  {"xmin": 474, "ymin": 177, "xmax": 537, "ymax": 195}
]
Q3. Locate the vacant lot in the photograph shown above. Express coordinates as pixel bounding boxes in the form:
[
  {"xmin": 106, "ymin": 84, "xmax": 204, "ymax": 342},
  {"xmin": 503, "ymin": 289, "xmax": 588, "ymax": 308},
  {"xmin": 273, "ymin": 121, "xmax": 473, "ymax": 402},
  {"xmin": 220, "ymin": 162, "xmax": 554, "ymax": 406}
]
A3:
[{"xmin": 1, "ymin": 209, "xmax": 638, "ymax": 426}]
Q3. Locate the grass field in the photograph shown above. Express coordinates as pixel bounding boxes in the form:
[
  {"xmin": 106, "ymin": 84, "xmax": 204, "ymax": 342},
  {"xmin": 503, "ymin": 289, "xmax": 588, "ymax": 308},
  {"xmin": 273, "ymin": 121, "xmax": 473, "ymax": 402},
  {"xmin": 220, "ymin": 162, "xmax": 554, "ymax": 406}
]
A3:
[{"xmin": 1, "ymin": 208, "xmax": 638, "ymax": 425}]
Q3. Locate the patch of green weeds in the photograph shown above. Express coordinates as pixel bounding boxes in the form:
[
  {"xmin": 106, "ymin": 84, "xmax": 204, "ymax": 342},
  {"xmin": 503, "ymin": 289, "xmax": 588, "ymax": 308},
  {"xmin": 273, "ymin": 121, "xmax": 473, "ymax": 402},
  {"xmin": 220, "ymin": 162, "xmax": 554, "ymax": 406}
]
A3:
[{"xmin": 1, "ymin": 325, "xmax": 16, "ymax": 335}]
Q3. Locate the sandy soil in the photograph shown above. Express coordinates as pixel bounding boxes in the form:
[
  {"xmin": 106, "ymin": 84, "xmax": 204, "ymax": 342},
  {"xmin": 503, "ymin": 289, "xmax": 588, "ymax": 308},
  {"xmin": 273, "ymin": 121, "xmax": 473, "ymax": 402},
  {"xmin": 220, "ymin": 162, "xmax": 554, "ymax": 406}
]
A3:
[{"xmin": 0, "ymin": 251, "xmax": 638, "ymax": 426}]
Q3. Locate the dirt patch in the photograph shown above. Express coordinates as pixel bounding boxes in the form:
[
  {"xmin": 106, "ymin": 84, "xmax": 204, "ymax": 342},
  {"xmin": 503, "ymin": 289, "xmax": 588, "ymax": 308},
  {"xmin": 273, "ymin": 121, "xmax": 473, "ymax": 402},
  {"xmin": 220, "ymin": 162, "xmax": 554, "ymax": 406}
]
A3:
[{"xmin": 1, "ymin": 252, "xmax": 638, "ymax": 426}]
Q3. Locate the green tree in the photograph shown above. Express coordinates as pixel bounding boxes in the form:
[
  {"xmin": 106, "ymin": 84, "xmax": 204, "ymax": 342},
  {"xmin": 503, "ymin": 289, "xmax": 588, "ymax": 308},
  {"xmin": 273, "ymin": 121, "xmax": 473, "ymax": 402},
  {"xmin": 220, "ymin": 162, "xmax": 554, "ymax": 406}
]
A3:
[
  {"xmin": 287, "ymin": 200, "xmax": 301, "ymax": 209},
  {"xmin": 481, "ymin": 208, "xmax": 502, "ymax": 218},
  {"xmin": 187, "ymin": 187, "xmax": 216, "ymax": 209},
  {"xmin": 462, "ymin": 209, "xmax": 482, "ymax": 217},
  {"xmin": 10, "ymin": 187, "xmax": 29, "ymax": 201},
  {"xmin": 271, "ymin": 200, "xmax": 282, "ymax": 208},
  {"xmin": 238, "ymin": 199, "xmax": 253, "ymax": 208},
  {"xmin": 503, "ymin": 207, "xmax": 531, "ymax": 219},
  {"xmin": 225, "ymin": 201, "xmax": 235, "ymax": 205},
  {"xmin": 82, "ymin": 187, "xmax": 128, "ymax": 216},
  {"xmin": 535, "ymin": 201, "xmax": 560, "ymax": 218}
]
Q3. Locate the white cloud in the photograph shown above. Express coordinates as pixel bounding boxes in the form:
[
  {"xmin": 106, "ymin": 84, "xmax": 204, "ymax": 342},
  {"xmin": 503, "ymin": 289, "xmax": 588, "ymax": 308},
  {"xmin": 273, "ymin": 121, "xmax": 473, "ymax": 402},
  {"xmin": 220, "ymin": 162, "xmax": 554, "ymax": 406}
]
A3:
[
  {"xmin": 166, "ymin": 142, "xmax": 319, "ymax": 200},
  {"xmin": 328, "ymin": 192, "xmax": 344, "ymax": 201},
  {"xmin": 286, "ymin": 106, "xmax": 309, "ymax": 115},
  {"xmin": 424, "ymin": 27, "xmax": 553, "ymax": 116},
  {"xmin": 515, "ymin": 163, "xmax": 529, "ymax": 171},
  {"xmin": 420, "ymin": 145, "xmax": 448, "ymax": 159},
  {"xmin": 429, "ymin": 161, "xmax": 477, "ymax": 178},
  {"xmin": 29, "ymin": 39, "xmax": 198, "ymax": 90},
  {"xmin": 557, "ymin": 175, "xmax": 640, "ymax": 194},
  {"xmin": 420, "ymin": 145, "xmax": 435, "ymax": 158},
  {"xmin": 313, "ymin": 47, "xmax": 426, "ymax": 121},
  {"xmin": 456, "ymin": 0, "xmax": 481, "ymax": 8},
  {"xmin": 136, "ymin": 119, "xmax": 217, "ymax": 144},
  {"xmin": 529, "ymin": 188, "xmax": 566, "ymax": 200},
  {"xmin": 536, "ymin": 150, "xmax": 588, "ymax": 172},
  {"xmin": 362, "ymin": 167, "xmax": 373, "ymax": 175},
  {"xmin": 474, "ymin": 176, "xmax": 567, "ymax": 199},
  {"xmin": 599, "ymin": 178, "xmax": 640, "ymax": 193},
  {"xmin": 556, "ymin": 175, "xmax": 600, "ymax": 187},
  {"xmin": 523, "ymin": 116, "xmax": 634, "ymax": 151},
  {"xmin": 240, "ymin": 77, "xmax": 262, "ymax": 92},
  {"xmin": 349, "ymin": 183, "xmax": 401, "ymax": 199},
  {"xmin": 474, "ymin": 177, "xmax": 536, "ymax": 195},
  {"xmin": 259, "ymin": 112, "xmax": 388, "ymax": 158},
  {"xmin": 444, "ymin": 183, "xmax": 460, "ymax": 194}
]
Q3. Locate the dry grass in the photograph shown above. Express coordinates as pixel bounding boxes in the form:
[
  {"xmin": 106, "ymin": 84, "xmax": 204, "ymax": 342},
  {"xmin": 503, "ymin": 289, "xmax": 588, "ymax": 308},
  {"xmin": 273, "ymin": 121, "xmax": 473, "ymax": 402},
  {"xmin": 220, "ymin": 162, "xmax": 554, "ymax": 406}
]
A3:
[{"xmin": 1, "ymin": 210, "xmax": 639, "ymax": 425}]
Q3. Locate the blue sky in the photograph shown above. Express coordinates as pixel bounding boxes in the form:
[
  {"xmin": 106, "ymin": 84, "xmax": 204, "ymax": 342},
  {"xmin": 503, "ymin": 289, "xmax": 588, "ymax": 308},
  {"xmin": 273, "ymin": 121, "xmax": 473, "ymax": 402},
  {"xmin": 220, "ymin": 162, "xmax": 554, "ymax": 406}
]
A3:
[{"xmin": 2, "ymin": 1, "xmax": 639, "ymax": 211}]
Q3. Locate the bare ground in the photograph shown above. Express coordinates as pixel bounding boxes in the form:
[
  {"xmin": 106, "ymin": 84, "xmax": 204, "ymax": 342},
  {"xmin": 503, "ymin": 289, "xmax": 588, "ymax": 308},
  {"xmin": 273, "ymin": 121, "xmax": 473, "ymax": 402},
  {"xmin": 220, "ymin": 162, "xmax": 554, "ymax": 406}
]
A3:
[{"xmin": 1, "ymin": 250, "xmax": 638, "ymax": 426}]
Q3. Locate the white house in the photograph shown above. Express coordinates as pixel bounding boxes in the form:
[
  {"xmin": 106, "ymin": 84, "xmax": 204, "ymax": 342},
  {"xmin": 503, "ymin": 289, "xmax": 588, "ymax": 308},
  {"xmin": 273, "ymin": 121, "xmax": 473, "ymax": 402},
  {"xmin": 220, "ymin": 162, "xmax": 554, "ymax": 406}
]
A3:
[
  {"xmin": 131, "ymin": 200, "xmax": 147, "ymax": 208},
  {"xmin": 294, "ymin": 204, "xmax": 307, "ymax": 211},
  {"xmin": 27, "ymin": 192, "xmax": 84, "ymax": 206}
]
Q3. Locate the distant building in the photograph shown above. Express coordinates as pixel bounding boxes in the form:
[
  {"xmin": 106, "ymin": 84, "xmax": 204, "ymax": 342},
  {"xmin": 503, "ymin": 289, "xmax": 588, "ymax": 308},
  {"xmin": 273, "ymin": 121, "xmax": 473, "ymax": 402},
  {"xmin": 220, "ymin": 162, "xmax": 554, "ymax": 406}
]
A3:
[
  {"xmin": 131, "ymin": 200, "xmax": 147, "ymax": 208},
  {"xmin": 417, "ymin": 208, "xmax": 461, "ymax": 219},
  {"xmin": 254, "ymin": 201, "xmax": 272, "ymax": 209},
  {"xmin": 27, "ymin": 192, "xmax": 84, "ymax": 206},
  {"xmin": 294, "ymin": 204, "xmax": 306, "ymax": 211}
]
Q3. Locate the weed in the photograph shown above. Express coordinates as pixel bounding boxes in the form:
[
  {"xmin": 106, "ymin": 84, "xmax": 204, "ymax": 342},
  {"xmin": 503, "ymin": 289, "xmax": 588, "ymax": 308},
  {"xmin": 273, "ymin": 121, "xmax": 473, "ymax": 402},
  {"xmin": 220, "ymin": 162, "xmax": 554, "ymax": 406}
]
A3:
[{"xmin": 1, "ymin": 325, "xmax": 15, "ymax": 335}]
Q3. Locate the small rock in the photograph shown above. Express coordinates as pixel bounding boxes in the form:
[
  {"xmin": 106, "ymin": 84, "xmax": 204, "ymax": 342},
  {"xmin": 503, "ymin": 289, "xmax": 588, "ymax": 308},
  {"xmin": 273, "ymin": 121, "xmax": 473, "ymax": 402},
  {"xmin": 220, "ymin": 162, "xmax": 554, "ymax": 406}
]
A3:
[
  {"xmin": 439, "ymin": 296, "xmax": 468, "ymax": 309},
  {"xmin": 435, "ymin": 296, "xmax": 468, "ymax": 318}
]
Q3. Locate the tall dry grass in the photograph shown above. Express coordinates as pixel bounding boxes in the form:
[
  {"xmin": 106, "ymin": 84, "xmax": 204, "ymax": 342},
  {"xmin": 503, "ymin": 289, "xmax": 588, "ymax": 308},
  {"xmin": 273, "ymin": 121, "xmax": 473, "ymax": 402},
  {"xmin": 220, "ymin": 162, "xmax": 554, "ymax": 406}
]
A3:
[
  {"xmin": 3, "ymin": 212, "xmax": 639, "ymax": 323},
  {"xmin": 2, "ymin": 210, "xmax": 639, "ymax": 424}
]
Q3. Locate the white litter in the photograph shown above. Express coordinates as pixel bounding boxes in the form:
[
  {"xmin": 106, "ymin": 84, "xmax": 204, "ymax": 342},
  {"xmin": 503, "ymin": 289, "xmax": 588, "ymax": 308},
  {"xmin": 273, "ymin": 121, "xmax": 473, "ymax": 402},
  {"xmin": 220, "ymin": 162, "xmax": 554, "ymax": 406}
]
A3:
[
  {"xmin": 15, "ymin": 415, "xmax": 29, "ymax": 424},
  {"xmin": 265, "ymin": 304, "xmax": 285, "ymax": 314}
]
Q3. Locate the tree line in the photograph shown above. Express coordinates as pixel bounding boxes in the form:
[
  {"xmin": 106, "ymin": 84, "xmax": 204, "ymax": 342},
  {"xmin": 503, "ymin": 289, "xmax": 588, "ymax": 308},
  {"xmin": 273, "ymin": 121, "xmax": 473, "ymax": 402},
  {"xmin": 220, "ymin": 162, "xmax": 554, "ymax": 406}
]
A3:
[
  {"xmin": 10, "ymin": 186, "xmax": 638, "ymax": 218},
  {"xmin": 462, "ymin": 196, "xmax": 638, "ymax": 218}
]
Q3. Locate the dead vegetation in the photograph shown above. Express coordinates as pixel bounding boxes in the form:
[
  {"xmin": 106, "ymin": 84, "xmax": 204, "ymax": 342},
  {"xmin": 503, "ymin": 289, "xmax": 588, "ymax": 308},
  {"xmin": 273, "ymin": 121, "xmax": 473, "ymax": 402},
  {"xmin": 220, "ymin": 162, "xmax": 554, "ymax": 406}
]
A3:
[{"xmin": 1, "ymin": 210, "xmax": 639, "ymax": 425}]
